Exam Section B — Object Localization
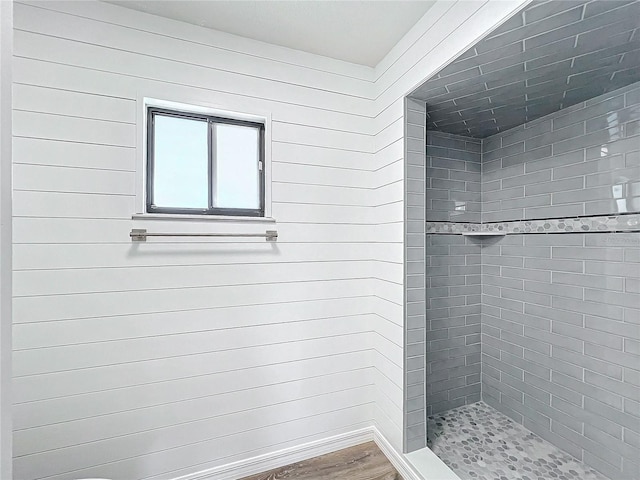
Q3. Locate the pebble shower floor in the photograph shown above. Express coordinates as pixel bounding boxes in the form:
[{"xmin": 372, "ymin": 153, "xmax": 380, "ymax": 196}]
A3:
[{"xmin": 427, "ymin": 402, "xmax": 609, "ymax": 480}]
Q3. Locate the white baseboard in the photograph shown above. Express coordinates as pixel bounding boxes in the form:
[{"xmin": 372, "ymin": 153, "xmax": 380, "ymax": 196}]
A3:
[
  {"xmin": 173, "ymin": 427, "xmax": 374, "ymax": 480},
  {"xmin": 373, "ymin": 429, "xmax": 424, "ymax": 480},
  {"xmin": 172, "ymin": 426, "xmax": 422, "ymax": 480}
]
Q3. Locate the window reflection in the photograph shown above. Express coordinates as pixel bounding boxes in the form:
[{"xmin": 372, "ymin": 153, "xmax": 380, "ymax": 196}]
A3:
[{"xmin": 611, "ymin": 179, "xmax": 640, "ymax": 214}]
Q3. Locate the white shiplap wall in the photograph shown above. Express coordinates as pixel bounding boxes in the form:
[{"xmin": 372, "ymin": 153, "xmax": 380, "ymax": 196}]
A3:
[
  {"xmin": 12, "ymin": 2, "xmax": 376, "ymax": 479},
  {"xmin": 11, "ymin": 1, "xmax": 526, "ymax": 478}
]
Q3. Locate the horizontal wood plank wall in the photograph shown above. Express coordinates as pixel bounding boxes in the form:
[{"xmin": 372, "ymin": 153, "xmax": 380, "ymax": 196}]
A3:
[
  {"xmin": 11, "ymin": 2, "xmax": 376, "ymax": 479},
  {"xmin": 11, "ymin": 0, "xmax": 528, "ymax": 478}
]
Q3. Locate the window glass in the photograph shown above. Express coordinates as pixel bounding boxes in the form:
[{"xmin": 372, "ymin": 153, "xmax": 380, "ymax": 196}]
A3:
[
  {"xmin": 153, "ymin": 114, "xmax": 208, "ymax": 209},
  {"xmin": 213, "ymin": 123, "xmax": 261, "ymax": 210},
  {"xmin": 147, "ymin": 106, "xmax": 264, "ymax": 216}
]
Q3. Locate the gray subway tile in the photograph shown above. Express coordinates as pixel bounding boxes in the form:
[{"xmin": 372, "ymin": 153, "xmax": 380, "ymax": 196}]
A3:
[
  {"xmin": 584, "ymin": 287, "xmax": 640, "ymax": 310},
  {"xmin": 524, "ymin": 303, "xmax": 583, "ymax": 327},
  {"xmin": 585, "ymin": 397, "xmax": 640, "ymax": 434},
  {"xmin": 626, "ymin": 86, "xmax": 640, "ymax": 107},
  {"xmin": 502, "ymin": 393, "xmax": 552, "ymax": 429},
  {"xmin": 585, "ymin": 370, "xmax": 640, "ymax": 400},
  {"xmin": 525, "ymin": 176, "xmax": 584, "ymax": 195},
  {"xmin": 586, "ymin": 198, "xmax": 624, "ymax": 216},
  {"xmin": 482, "ymin": 352, "xmax": 525, "ymax": 381},
  {"xmin": 525, "ymin": 394, "xmax": 582, "ymax": 432},
  {"xmin": 483, "ymin": 186, "xmax": 525, "ymax": 202},
  {"xmin": 482, "ymin": 295, "xmax": 523, "ymax": 312},
  {"xmin": 501, "ymin": 194, "xmax": 550, "ymax": 209},
  {"xmin": 587, "ymin": 105, "xmax": 640, "ymax": 134},
  {"xmin": 492, "ymin": 5, "xmax": 584, "ymax": 52},
  {"xmin": 584, "ymin": 315, "xmax": 640, "ymax": 340},
  {"xmin": 524, "ymin": 257, "xmax": 584, "ymax": 274},
  {"xmin": 553, "ymin": 321, "xmax": 622, "ymax": 350},
  {"xmin": 525, "ymin": 203, "xmax": 585, "ymax": 219},
  {"xmin": 484, "ymin": 371, "xmax": 524, "ymax": 402},
  {"xmin": 553, "ymin": 296, "xmax": 623, "ymax": 320},
  {"xmin": 552, "ymin": 421, "xmax": 623, "ymax": 471},
  {"xmin": 525, "ymin": 150, "xmax": 585, "ymax": 174},
  {"xmin": 483, "ymin": 141, "xmax": 525, "ymax": 163},
  {"xmin": 526, "ymin": 123, "xmax": 585, "ymax": 151},
  {"xmin": 502, "ymin": 145, "xmax": 552, "ymax": 168},
  {"xmin": 503, "ymin": 119, "xmax": 552, "ymax": 146},
  {"xmin": 420, "ymin": 82, "xmax": 640, "ymax": 465},
  {"xmin": 585, "ymin": 166, "xmax": 640, "ymax": 187},
  {"xmin": 502, "ymin": 266, "xmax": 551, "ymax": 283},
  {"xmin": 431, "ymin": 157, "xmax": 467, "ymax": 171},
  {"xmin": 501, "ymin": 309, "xmax": 551, "ymax": 331},
  {"xmin": 553, "ymin": 126, "xmax": 626, "ymax": 156},
  {"xmin": 525, "ymin": 279, "xmax": 582, "ymax": 300},
  {"xmin": 553, "ymin": 246, "xmax": 624, "ymax": 262},
  {"xmin": 527, "ymin": 325, "xmax": 583, "ymax": 352},
  {"xmin": 553, "ymin": 185, "xmax": 621, "ymax": 204},
  {"xmin": 582, "ymin": 453, "xmax": 626, "ymax": 480},
  {"xmin": 502, "ymin": 286, "xmax": 551, "ymax": 307},
  {"xmin": 586, "ymin": 260, "xmax": 640, "ymax": 279},
  {"xmin": 553, "ymin": 154, "xmax": 624, "ymax": 179},
  {"xmin": 553, "ymin": 94, "xmax": 626, "ymax": 130},
  {"xmin": 624, "ymin": 338, "xmax": 640, "ymax": 355},
  {"xmin": 501, "ymin": 169, "xmax": 551, "ymax": 188},
  {"xmin": 524, "ymin": 233, "xmax": 583, "ymax": 246},
  {"xmin": 552, "ymin": 369, "xmax": 622, "ymax": 408},
  {"xmin": 554, "ymin": 395, "xmax": 622, "ymax": 439},
  {"xmin": 585, "ymin": 342, "xmax": 640, "ymax": 371}
]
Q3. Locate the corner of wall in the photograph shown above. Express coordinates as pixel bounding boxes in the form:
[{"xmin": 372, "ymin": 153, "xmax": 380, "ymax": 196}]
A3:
[{"xmin": 0, "ymin": 1, "xmax": 12, "ymax": 478}]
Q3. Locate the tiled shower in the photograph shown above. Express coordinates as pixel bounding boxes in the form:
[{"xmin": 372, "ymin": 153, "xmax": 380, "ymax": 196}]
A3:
[{"xmin": 404, "ymin": 1, "xmax": 640, "ymax": 479}]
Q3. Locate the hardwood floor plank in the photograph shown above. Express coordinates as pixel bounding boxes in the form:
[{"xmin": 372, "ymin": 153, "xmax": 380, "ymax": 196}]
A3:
[{"xmin": 240, "ymin": 441, "xmax": 402, "ymax": 480}]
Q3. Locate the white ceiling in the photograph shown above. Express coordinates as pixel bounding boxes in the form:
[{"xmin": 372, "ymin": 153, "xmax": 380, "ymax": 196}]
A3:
[{"xmin": 105, "ymin": 1, "xmax": 435, "ymax": 67}]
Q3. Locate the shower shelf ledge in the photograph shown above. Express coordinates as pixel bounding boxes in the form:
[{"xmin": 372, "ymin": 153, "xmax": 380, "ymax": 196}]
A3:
[{"xmin": 461, "ymin": 231, "xmax": 507, "ymax": 236}]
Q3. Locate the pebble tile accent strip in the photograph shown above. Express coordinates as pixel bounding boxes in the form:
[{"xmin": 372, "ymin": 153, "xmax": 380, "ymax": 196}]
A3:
[
  {"xmin": 428, "ymin": 402, "xmax": 609, "ymax": 480},
  {"xmin": 427, "ymin": 214, "xmax": 640, "ymax": 235}
]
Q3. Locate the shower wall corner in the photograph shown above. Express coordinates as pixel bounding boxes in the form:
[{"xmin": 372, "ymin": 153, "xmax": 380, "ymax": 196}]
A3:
[{"xmin": 403, "ymin": 96, "xmax": 427, "ymax": 453}]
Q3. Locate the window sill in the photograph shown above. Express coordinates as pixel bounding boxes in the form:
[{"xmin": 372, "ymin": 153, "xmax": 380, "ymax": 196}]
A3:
[{"xmin": 132, "ymin": 213, "xmax": 276, "ymax": 223}]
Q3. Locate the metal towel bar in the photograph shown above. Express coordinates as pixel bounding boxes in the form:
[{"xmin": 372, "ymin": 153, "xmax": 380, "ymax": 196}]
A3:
[{"xmin": 130, "ymin": 229, "xmax": 278, "ymax": 242}]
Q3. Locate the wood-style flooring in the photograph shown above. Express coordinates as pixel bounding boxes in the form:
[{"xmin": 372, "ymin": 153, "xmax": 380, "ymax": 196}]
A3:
[{"xmin": 240, "ymin": 441, "xmax": 403, "ymax": 480}]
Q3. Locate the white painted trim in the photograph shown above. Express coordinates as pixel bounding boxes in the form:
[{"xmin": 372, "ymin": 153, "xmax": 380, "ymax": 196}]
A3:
[
  {"xmin": 170, "ymin": 426, "xmax": 425, "ymax": 480},
  {"xmin": 400, "ymin": 0, "xmax": 532, "ymax": 100},
  {"xmin": 406, "ymin": 447, "xmax": 462, "ymax": 480},
  {"xmin": 145, "ymin": 97, "xmax": 269, "ymax": 124},
  {"xmin": 132, "ymin": 213, "xmax": 276, "ymax": 223},
  {"xmin": 135, "ymin": 90, "xmax": 273, "ymax": 219},
  {"xmin": 374, "ymin": 427, "xmax": 425, "ymax": 480},
  {"xmin": 0, "ymin": 1, "xmax": 12, "ymax": 478},
  {"xmin": 172, "ymin": 428, "xmax": 374, "ymax": 480}
]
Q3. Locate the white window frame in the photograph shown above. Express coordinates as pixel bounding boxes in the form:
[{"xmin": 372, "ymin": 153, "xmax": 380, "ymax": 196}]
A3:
[{"xmin": 134, "ymin": 94, "xmax": 273, "ymax": 222}]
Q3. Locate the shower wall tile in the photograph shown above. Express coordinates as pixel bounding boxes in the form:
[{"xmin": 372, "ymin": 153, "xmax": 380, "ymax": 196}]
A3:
[
  {"xmin": 423, "ymin": 83, "xmax": 640, "ymax": 478},
  {"xmin": 413, "ymin": 1, "xmax": 640, "ymax": 138},
  {"xmin": 481, "ymin": 82, "xmax": 640, "ymax": 223},
  {"xmin": 425, "ymin": 131, "xmax": 482, "ymax": 417},
  {"xmin": 404, "ymin": 97, "xmax": 426, "ymax": 452},
  {"xmin": 427, "ymin": 131, "xmax": 481, "ymax": 223},
  {"xmin": 481, "ymin": 233, "xmax": 640, "ymax": 480},
  {"xmin": 426, "ymin": 234, "xmax": 482, "ymax": 416}
]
